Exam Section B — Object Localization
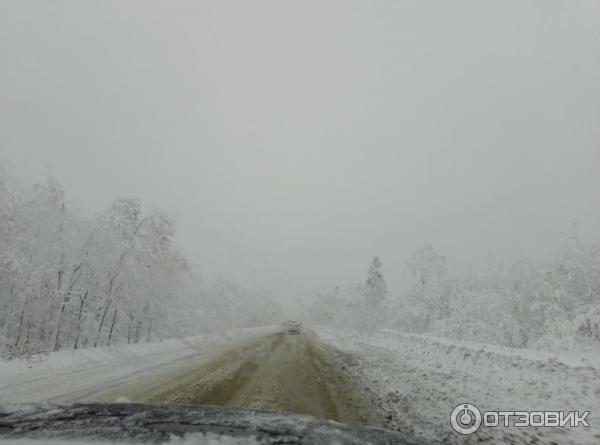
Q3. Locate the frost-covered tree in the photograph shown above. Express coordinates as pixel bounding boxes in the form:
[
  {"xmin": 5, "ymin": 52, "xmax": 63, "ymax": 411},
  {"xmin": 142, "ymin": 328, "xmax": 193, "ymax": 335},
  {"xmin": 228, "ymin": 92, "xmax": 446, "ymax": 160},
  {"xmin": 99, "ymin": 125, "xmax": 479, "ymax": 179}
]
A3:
[
  {"xmin": 0, "ymin": 171, "xmax": 282, "ymax": 358},
  {"xmin": 364, "ymin": 257, "xmax": 387, "ymax": 306},
  {"xmin": 405, "ymin": 244, "xmax": 449, "ymax": 331}
]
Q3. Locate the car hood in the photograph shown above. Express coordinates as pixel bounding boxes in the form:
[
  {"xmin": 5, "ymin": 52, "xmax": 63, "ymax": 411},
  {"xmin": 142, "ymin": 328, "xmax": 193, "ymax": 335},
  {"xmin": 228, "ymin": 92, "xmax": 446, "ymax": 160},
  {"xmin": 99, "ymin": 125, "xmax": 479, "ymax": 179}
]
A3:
[{"xmin": 0, "ymin": 402, "xmax": 432, "ymax": 445}]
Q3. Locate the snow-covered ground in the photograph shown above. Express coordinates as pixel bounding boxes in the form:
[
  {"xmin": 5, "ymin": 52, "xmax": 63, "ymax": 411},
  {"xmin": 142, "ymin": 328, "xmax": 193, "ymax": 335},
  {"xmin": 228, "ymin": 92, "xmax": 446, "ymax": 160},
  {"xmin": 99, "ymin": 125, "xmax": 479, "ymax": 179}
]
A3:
[
  {"xmin": 315, "ymin": 326, "xmax": 600, "ymax": 445},
  {"xmin": 0, "ymin": 326, "xmax": 278, "ymax": 404}
]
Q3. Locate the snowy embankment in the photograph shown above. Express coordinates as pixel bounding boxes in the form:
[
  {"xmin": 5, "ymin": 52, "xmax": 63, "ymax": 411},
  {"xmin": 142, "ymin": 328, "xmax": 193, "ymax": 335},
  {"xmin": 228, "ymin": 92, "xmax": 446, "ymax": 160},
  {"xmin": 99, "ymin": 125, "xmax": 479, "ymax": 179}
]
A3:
[
  {"xmin": 0, "ymin": 326, "xmax": 278, "ymax": 404},
  {"xmin": 314, "ymin": 326, "xmax": 600, "ymax": 445}
]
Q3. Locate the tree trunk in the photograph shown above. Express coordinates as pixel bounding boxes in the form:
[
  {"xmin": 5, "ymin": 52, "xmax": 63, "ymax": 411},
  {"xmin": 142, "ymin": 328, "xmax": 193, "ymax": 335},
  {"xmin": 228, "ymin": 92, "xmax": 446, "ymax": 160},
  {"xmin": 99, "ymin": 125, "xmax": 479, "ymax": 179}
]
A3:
[
  {"xmin": 107, "ymin": 305, "xmax": 118, "ymax": 346},
  {"xmin": 3, "ymin": 283, "xmax": 15, "ymax": 348},
  {"xmin": 127, "ymin": 311, "xmax": 134, "ymax": 344},
  {"xmin": 12, "ymin": 297, "xmax": 29, "ymax": 353},
  {"xmin": 53, "ymin": 295, "xmax": 68, "ymax": 352},
  {"xmin": 94, "ymin": 299, "xmax": 112, "ymax": 347},
  {"xmin": 73, "ymin": 290, "xmax": 88, "ymax": 350},
  {"xmin": 134, "ymin": 320, "xmax": 142, "ymax": 343},
  {"xmin": 24, "ymin": 321, "xmax": 32, "ymax": 356},
  {"xmin": 146, "ymin": 318, "xmax": 153, "ymax": 342}
]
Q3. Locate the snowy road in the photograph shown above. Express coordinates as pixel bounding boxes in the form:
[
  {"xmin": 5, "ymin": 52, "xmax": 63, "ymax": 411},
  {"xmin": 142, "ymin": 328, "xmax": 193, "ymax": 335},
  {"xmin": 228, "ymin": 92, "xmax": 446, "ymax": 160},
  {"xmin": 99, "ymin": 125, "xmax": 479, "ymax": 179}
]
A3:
[
  {"xmin": 103, "ymin": 331, "xmax": 376, "ymax": 427},
  {"xmin": 0, "ymin": 328, "xmax": 377, "ymax": 428},
  {"xmin": 3, "ymin": 327, "xmax": 599, "ymax": 444},
  {"xmin": 0, "ymin": 327, "xmax": 278, "ymax": 404}
]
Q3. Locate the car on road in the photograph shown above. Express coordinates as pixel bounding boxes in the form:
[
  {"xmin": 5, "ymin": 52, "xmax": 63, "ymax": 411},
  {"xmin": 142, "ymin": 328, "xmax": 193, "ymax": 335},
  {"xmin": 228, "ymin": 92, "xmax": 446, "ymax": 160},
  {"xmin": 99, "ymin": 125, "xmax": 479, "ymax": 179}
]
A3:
[{"xmin": 286, "ymin": 319, "xmax": 302, "ymax": 334}]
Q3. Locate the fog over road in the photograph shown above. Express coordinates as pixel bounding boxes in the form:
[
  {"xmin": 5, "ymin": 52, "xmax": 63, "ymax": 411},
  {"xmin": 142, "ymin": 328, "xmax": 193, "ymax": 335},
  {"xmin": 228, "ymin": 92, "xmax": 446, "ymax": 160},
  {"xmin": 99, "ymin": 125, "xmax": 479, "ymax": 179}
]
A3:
[{"xmin": 108, "ymin": 331, "xmax": 376, "ymax": 427}]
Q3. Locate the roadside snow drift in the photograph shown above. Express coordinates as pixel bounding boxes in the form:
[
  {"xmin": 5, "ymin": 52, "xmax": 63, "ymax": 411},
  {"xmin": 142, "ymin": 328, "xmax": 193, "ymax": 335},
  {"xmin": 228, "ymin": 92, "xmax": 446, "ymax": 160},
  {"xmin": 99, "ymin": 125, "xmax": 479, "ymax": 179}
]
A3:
[{"xmin": 315, "ymin": 326, "xmax": 600, "ymax": 445}]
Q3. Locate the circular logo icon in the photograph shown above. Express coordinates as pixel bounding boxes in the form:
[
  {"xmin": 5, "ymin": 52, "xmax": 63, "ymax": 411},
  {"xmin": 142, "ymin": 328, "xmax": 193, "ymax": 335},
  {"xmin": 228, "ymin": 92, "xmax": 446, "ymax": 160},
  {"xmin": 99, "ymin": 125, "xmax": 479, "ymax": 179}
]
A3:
[{"xmin": 451, "ymin": 403, "xmax": 482, "ymax": 435}]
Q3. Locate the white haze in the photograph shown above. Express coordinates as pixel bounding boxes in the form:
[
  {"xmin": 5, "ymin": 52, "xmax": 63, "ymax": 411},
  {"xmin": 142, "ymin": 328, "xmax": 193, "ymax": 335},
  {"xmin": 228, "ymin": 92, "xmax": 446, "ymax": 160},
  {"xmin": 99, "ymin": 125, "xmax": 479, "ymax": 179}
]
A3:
[{"xmin": 1, "ymin": 0, "xmax": 600, "ymax": 298}]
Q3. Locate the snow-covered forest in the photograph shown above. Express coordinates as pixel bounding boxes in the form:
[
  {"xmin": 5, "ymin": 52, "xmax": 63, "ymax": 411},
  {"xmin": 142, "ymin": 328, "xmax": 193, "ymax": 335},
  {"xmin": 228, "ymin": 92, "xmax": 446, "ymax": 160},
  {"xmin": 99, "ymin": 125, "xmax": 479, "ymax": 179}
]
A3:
[
  {"xmin": 310, "ymin": 240, "xmax": 600, "ymax": 353},
  {"xmin": 0, "ymin": 171, "xmax": 282, "ymax": 358},
  {"xmin": 2, "ymin": 167, "xmax": 598, "ymax": 359}
]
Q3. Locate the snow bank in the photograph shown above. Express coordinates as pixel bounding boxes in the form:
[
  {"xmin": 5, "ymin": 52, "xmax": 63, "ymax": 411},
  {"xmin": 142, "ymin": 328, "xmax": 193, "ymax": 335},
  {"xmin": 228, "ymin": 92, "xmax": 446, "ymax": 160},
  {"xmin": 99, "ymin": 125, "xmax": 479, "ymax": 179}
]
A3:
[
  {"xmin": 315, "ymin": 326, "xmax": 600, "ymax": 445},
  {"xmin": 0, "ymin": 326, "xmax": 278, "ymax": 404}
]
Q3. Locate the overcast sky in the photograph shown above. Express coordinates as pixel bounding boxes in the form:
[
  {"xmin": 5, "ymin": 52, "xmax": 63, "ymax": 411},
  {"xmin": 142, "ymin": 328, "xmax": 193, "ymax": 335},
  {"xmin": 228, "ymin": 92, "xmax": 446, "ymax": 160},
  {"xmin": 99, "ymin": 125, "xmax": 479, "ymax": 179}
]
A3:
[{"xmin": 1, "ymin": 1, "xmax": 599, "ymax": 295}]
